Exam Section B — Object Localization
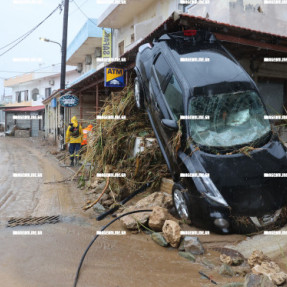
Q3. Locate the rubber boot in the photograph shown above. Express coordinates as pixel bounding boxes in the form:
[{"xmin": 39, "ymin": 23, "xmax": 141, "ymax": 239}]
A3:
[{"xmin": 70, "ymin": 157, "xmax": 74, "ymax": 166}]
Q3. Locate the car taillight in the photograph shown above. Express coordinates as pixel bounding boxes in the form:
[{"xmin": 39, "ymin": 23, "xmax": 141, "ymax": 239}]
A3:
[{"xmin": 184, "ymin": 30, "xmax": 197, "ymax": 36}]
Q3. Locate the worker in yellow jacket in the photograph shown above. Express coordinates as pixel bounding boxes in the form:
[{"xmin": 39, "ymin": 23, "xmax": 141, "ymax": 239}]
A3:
[{"xmin": 65, "ymin": 116, "xmax": 83, "ymax": 166}]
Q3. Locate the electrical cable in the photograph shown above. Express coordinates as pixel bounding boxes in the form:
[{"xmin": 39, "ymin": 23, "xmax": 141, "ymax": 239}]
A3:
[
  {"xmin": 72, "ymin": 0, "xmax": 98, "ymax": 27},
  {"xmin": 69, "ymin": 0, "xmax": 89, "ymax": 16},
  {"xmin": 0, "ymin": 3, "xmax": 63, "ymax": 57},
  {"xmin": 96, "ymin": 182, "xmax": 152, "ymax": 221},
  {"xmin": 73, "ymin": 209, "xmax": 153, "ymax": 287}
]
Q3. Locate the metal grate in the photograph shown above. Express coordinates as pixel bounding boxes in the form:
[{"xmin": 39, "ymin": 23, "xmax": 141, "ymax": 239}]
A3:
[{"xmin": 7, "ymin": 215, "xmax": 60, "ymax": 227}]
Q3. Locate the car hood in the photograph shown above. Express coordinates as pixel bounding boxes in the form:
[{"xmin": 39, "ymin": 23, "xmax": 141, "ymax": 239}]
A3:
[{"xmin": 190, "ymin": 138, "xmax": 287, "ymax": 215}]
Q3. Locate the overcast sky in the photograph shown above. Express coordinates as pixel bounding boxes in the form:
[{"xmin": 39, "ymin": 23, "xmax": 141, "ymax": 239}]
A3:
[{"xmin": 0, "ymin": 0, "xmax": 109, "ymax": 95}]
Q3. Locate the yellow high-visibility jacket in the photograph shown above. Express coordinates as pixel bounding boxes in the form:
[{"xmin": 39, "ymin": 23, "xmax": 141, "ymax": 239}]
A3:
[{"xmin": 65, "ymin": 116, "xmax": 83, "ymax": 144}]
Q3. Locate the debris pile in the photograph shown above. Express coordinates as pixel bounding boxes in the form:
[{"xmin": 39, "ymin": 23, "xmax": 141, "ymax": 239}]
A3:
[
  {"xmin": 81, "ymin": 86, "xmax": 169, "ymax": 204},
  {"xmin": 248, "ymin": 250, "xmax": 287, "ymax": 286}
]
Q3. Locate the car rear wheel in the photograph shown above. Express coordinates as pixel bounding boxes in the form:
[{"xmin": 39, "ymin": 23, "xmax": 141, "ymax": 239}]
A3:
[
  {"xmin": 134, "ymin": 77, "xmax": 144, "ymax": 109},
  {"xmin": 172, "ymin": 183, "xmax": 190, "ymax": 221}
]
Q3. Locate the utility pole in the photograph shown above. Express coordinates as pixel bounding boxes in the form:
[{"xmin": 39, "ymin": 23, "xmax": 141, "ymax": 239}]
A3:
[{"xmin": 59, "ymin": 0, "xmax": 69, "ymax": 150}]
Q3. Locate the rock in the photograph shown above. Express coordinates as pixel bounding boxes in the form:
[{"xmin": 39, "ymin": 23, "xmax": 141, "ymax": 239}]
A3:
[
  {"xmin": 252, "ymin": 261, "xmax": 287, "ymax": 285},
  {"xmin": 178, "ymin": 238, "xmax": 185, "ymax": 251},
  {"xmin": 233, "ymin": 256, "xmax": 245, "ymax": 266},
  {"xmin": 99, "ymin": 193, "xmax": 109, "ymax": 203},
  {"xmin": 248, "ymin": 250, "xmax": 271, "ymax": 267},
  {"xmin": 162, "ymin": 220, "xmax": 181, "ymax": 248},
  {"xmin": 119, "ymin": 192, "xmax": 173, "ymax": 231},
  {"xmin": 94, "ymin": 181, "xmax": 107, "ymax": 192},
  {"xmin": 221, "ymin": 254, "xmax": 233, "ymax": 265},
  {"xmin": 233, "ymin": 264, "xmax": 251, "ymax": 277},
  {"xmin": 90, "ymin": 180, "xmax": 99, "ymax": 189},
  {"xmin": 222, "ymin": 283, "xmax": 244, "ymax": 287},
  {"xmin": 93, "ymin": 203, "xmax": 106, "ymax": 213},
  {"xmin": 244, "ymin": 273, "xmax": 275, "ymax": 287},
  {"xmin": 135, "ymin": 192, "xmax": 173, "ymax": 209},
  {"xmin": 202, "ymin": 258, "xmax": 215, "ymax": 269},
  {"xmin": 119, "ymin": 208, "xmax": 151, "ymax": 230},
  {"xmin": 102, "ymin": 199, "xmax": 114, "ymax": 207},
  {"xmin": 183, "ymin": 236, "xmax": 204, "ymax": 255},
  {"xmin": 271, "ymin": 273, "xmax": 287, "ymax": 286},
  {"xmin": 150, "ymin": 232, "xmax": 168, "ymax": 247},
  {"xmin": 219, "ymin": 264, "xmax": 234, "ymax": 277},
  {"xmin": 148, "ymin": 206, "xmax": 169, "ymax": 231},
  {"xmin": 221, "ymin": 254, "xmax": 244, "ymax": 266},
  {"xmin": 178, "ymin": 251, "xmax": 196, "ymax": 262}
]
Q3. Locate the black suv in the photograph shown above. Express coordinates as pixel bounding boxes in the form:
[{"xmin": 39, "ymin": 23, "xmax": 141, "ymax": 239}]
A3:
[{"xmin": 134, "ymin": 30, "xmax": 287, "ymax": 234}]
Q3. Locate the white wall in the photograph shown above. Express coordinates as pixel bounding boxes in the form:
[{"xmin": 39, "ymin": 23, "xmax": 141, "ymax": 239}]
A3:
[
  {"xmin": 187, "ymin": 0, "xmax": 287, "ymax": 36},
  {"xmin": 9, "ymin": 71, "xmax": 78, "ymax": 105},
  {"xmin": 112, "ymin": 0, "xmax": 178, "ymax": 58}
]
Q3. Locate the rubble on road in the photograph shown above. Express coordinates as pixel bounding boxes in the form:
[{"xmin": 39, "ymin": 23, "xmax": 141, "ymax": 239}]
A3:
[
  {"xmin": 248, "ymin": 250, "xmax": 287, "ymax": 285},
  {"xmin": 162, "ymin": 220, "xmax": 181, "ymax": 248},
  {"xmin": 148, "ymin": 206, "xmax": 169, "ymax": 231},
  {"xmin": 119, "ymin": 192, "xmax": 173, "ymax": 230},
  {"xmin": 248, "ymin": 250, "xmax": 271, "ymax": 267},
  {"xmin": 244, "ymin": 273, "xmax": 275, "ymax": 287},
  {"xmin": 182, "ymin": 236, "xmax": 205, "ymax": 255},
  {"xmin": 219, "ymin": 263, "xmax": 235, "ymax": 277},
  {"xmin": 150, "ymin": 232, "xmax": 168, "ymax": 247},
  {"xmin": 178, "ymin": 251, "xmax": 196, "ymax": 262}
]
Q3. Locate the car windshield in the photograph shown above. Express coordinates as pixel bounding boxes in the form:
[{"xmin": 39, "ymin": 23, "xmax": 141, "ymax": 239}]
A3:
[{"xmin": 188, "ymin": 90, "xmax": 271, "ymax": 150}]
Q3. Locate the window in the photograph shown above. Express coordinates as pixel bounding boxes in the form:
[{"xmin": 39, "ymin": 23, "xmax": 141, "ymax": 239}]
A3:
[
  {"xmin": 32, "ymin": 88, "xmax": 39, "ymax": 101},
  {"xmin": 131, "ymin": 33, "xmax": 135, "ymax": 44},
  {"xmin": 16, "ymin": 92, "xmax": 21, "ymax": 103},
  {"xmin": 118, "ymin": 41, "xmax": 124, "ymax": 56},
  {"xmin": 45, "ymin": 88, "xmax": 51, "ymax": 99},
  {"xmin": 154, "ymin": 54, "xmax": 171, "ymax": 91},
  {"xmin": 163, "ymin": 75, "xmax": 183, "ymax": 120},
  {"xmin": 24, "ymin": 90, "xmax": 28, "ymax": 101},
  {"xmin": 188, "ymin": 90, "xmax": 271, "ymax": 149}
]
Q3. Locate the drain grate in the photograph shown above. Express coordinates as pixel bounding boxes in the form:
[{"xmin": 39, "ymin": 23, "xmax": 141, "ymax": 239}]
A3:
[{"xmin": 7, "ymin": 215, "xmax": 60, "ymax": 227}]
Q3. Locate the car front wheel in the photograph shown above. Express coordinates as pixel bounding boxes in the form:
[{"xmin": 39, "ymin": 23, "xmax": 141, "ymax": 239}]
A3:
[
  {"xmin": 134, "ymin": 77, "xmax": 144, "ymax": 109},
  {"xmin": 172, "ymin": 183, "xmax": 190, "ymax": 221}
]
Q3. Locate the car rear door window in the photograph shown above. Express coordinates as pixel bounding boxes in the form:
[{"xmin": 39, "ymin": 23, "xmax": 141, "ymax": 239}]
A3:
[
  {"xmin": 154, "ymin": 54, "xmax": 171, "ymax": 91},
  {"xmin": 163, "ymin": 75, "xmax": 183, "ymax": 120}
]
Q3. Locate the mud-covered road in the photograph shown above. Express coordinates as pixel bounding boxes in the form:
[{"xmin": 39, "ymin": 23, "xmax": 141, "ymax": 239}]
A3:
[{"xmin": 1, "ymin": 137, "xmax": 287, "ymax": 287}]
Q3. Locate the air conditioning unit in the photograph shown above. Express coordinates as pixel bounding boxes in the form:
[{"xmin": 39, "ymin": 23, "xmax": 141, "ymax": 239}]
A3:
[
  {"xmin": 76, "ymin": 63, "xmax": 83, "ymax": 73},
  {"xmin": 85, "ymin": 55, "xmax": 92, "ymax": 65},
  {"xmin": 49, "ymin": 80, "xmax": 55, "ymax": 86},
  {"xmin": 94, "ymin": 47, "xmax": 101, "ymax": 58}
]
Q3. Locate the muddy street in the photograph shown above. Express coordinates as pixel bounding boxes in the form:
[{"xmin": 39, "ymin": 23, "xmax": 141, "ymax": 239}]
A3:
[{"xmin": 1, "ymin": 137, "xmax": 287, "ymax": 287}]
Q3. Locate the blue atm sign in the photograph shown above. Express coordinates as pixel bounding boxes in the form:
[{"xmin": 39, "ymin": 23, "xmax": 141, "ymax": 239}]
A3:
[{"xmin": 104, "ymin": 67, "xmax": 125, "ymax": 88}]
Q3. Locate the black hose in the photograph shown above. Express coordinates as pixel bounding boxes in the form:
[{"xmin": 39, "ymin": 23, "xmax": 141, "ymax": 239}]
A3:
[
  {"xmin": 73, "ymin": 209, "xmax": 153, "ymax": 287},
  {"xmin": 96, "ymin": 182, "xmax": 152, "ymax": 221}
]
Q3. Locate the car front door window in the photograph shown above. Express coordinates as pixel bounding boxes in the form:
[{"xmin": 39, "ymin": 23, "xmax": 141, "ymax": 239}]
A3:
[{"xmin": 163, "ymin": 75, "xmax": 183, "ymax": 120}]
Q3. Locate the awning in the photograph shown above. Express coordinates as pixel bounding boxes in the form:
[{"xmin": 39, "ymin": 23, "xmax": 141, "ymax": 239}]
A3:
[{"xmin": 4, "ymin": 106, "xmax": 45, "ymax": 112}]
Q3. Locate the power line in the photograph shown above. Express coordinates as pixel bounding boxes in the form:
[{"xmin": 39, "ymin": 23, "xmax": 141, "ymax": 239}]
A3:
[
  {"xmin": 0, "ymin": 71, "xmax": 64, "ymax": 74},
  {"xmin": 69, "ymin": 0, "xmax": 89, "ymax": 15},
  {"xmin": 0, "ymin": 64, "xmax": 63, "ymax": 78},
  {"xmin": 0, "ymin": 4, "xmax": 62, "ymax": 51},
  {"xmin": 0, "ymin": 3, "xmax": 63, "ymax": 57},
  {"xmin": 72, "ymin": 0, "xmax": 98, "ymax": 27}
]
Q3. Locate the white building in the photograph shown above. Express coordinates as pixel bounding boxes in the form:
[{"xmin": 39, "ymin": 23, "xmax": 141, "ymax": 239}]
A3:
[{"xmin": 3, "ymin": 64, "xmax": 78, "ymax": 137}]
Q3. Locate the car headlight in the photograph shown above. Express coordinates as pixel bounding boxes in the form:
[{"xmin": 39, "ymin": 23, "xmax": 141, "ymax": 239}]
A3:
[{"xmin": 199, "ymin": 176, "xmax": 229, "ymax": 207}]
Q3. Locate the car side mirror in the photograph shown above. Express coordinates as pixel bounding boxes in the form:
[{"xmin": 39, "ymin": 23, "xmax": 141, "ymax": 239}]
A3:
[{"xmin": 161, "ymin": 119, "xmax": 178, "ymax": 130}]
